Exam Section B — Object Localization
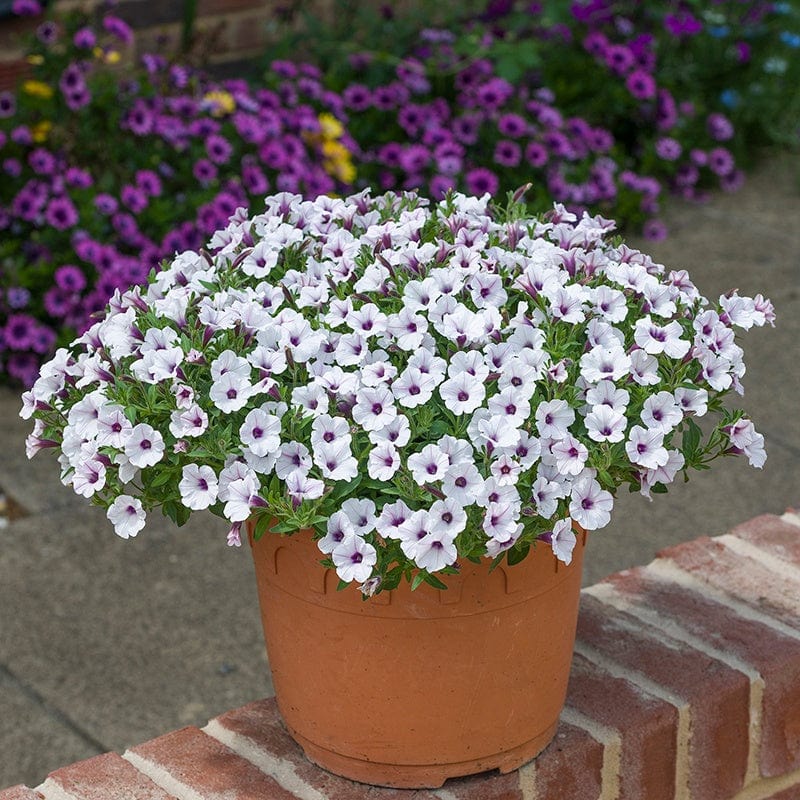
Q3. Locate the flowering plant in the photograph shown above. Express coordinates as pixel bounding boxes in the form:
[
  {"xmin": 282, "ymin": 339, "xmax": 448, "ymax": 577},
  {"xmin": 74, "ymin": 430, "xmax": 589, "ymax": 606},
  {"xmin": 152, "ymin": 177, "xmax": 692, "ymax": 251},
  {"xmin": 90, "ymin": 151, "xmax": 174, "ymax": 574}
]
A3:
[{"xmin": 22, "ymin": 190, "xmax": 774, "ymax": 595}]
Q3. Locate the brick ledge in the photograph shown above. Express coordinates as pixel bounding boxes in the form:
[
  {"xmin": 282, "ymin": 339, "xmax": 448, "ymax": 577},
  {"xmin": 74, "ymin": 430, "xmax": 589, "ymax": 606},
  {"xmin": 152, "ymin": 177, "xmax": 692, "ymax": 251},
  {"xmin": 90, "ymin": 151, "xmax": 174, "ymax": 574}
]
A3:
[{"xmin": 3, "ymin": 510, "xmax": 800, "ymax": 800}]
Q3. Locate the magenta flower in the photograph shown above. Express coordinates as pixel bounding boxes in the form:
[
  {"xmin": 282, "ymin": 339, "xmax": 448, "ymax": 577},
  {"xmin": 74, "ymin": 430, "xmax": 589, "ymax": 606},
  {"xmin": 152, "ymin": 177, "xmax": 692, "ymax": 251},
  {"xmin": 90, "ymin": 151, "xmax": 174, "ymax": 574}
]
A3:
[
  {"xmin": 465, "ymin": 167, "xmax": 499, "ymax": 196},
  {"xmin": 625, "ymin": 69, "xmax": 656, "ymax": 100},
  {"xmin": 45, "ymin": 197, "xmax": 79, "ymax": 230}
]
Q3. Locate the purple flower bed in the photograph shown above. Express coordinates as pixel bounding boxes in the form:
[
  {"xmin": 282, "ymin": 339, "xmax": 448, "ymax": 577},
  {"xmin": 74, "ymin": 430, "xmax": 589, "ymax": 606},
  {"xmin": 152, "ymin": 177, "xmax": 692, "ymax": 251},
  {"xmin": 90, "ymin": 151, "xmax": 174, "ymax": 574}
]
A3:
[{"xmin": 0, "ymin": 4, "xmax": 355, "ymax": 385}]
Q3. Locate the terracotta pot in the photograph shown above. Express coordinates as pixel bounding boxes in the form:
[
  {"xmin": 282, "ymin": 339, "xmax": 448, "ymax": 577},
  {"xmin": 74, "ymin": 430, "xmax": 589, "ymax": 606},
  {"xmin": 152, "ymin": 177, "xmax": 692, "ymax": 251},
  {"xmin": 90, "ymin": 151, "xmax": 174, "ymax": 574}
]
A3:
[{"xmin": 248, "ymin": 521, "xmax": 587, "ymax": 789}]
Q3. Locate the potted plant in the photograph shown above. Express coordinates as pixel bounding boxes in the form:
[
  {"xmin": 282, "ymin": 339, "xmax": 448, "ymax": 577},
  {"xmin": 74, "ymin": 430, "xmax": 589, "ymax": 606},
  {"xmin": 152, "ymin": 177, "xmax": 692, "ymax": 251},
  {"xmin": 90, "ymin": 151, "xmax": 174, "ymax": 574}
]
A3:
[{"xmin": 21, "ymin": 189, "xmax": 773, "ymax": 787}]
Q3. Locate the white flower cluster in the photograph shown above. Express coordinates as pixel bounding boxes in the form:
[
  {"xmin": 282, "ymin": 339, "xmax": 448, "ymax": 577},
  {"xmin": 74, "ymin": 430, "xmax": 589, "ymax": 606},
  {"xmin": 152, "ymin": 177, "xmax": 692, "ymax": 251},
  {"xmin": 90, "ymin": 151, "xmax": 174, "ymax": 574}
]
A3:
[{"xmin": 22, "ymin": 190, "xmax": 774, "ymax": 592}]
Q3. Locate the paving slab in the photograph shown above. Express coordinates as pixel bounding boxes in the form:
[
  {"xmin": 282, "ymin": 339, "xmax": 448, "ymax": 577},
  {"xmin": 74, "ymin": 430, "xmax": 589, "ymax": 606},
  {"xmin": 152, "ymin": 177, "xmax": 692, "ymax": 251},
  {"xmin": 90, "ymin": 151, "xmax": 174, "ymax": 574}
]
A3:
[{"xmin": 0, "ymin": 669, "xmax": 100, "ymax": 789}]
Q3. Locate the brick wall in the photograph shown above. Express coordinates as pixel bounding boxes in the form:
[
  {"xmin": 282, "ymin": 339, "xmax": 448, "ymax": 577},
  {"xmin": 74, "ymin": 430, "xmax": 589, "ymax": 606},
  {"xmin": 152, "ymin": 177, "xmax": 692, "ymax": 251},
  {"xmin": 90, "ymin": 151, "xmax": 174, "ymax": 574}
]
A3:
[
  {"xmin": 0, "ymin": 0, "xmax": 334, "ymax": 90},
  {"xmin": 2, "ymin": 509, "xmax": 800, "ymax": 799}
]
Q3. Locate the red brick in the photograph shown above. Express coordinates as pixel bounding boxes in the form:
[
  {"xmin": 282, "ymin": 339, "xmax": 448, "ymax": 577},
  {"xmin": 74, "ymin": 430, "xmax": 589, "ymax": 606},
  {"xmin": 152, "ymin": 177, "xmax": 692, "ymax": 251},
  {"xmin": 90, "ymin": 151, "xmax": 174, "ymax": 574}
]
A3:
[
  {"xmin": 576, "ymin": 594, "xmax": 749, "ymax": 800},
  {"xmin": 566, "ymin": 652, "xmax": 678, "ymax": 800},
  {"xmin": 0, "ymin": 60, "xmax": 30, "ymax": 92},
  {"xmin": 209, "ymin": 698, "xmax": 444, "ymax": 800},
  {"xmin": 432, "ymin": 771, "xmax": 522, "ymax": 800},
  {"xmin": 127, "ymin": 726, "xmax": 300, "ymax": 799},
  {"xmin": 0, "ymin": 788, "xmax": 42, "ymax": 800},
  {"xmin": 729, "ymin": 514, "xmax": 800, "ymax": 564},
  {"xmin": 46, "ymin": 752, "xmax": 177, "ymax": 799},
  {"xmin": 657, "ymin": 535, "xmax": 800, "ymax": 629},
  {"xmin": 603, "ymin": 567, "xmax": 800, "ymax": 777},
  {"xmin": 527, "ymin": 721, "xmax": 605, "ymax": 800}
]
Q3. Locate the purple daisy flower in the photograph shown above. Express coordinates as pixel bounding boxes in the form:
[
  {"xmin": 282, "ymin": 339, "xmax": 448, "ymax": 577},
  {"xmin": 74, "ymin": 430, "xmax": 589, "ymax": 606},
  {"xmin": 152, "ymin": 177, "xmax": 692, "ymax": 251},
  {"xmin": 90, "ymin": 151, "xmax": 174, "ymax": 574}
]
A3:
[
  {"xmin": 3, "ymin": 313, "xmax": 37, "ymax": 349},
  {"xmin": 73, "ymin": 27, "xmax": 96, "ymax": 48},
  {"xmin": 65, "ymin": 167, "xmax": 93, "ymax": 188},
  {"xmin": 193, "ymin": 158, "xmax": 218, "ymax": 184},
  {"xmin": 465, "ymin": 167, "xmax": 499, "ymax": 196},
  {"xmin": 6, "ymin": 287, "xmax": 31, "ymax": 309},
  {"xmin": 103, "ymin": 14, "xmax": 133, "ymax": 44},
  {"xmin": 525, "ymin": 141, "xmax": 548, "ymax": 168},
  {"xmin": 54, "ymin": 264, "xmax": 87, "ymax": 292},
  {"xmin": 94, "ymin": 193, "xmax": 118, "ymax": 215},
  {"xmin": 0, "ymin": 91, "xmax": 15, "ymax": 118},
  {"xmin": 45, "ymin": 196, "xmax": 79, "ymax": 230},
  {"xmin": 494, "ymin": 140, "xmax": 522, "ymax": 167},
  {"xmin": 626, "ymin": 69, "xmax": 656, "ymax": 100},
  {"xmin": 121, "ymin": 185, "xmax": 148, "ymax": 214},
  {"xmin": 206, "ymin": 134, "xmax": 233, "ymax": 165}
]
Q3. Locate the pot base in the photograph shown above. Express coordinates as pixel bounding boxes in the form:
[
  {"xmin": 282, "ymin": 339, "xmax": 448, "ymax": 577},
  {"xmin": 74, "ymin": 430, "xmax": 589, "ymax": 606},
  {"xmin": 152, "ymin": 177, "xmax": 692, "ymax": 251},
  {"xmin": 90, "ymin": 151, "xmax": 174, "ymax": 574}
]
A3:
[{"xmin": 287, "ymin": 719, "xmax": 559, "ymax": 789}]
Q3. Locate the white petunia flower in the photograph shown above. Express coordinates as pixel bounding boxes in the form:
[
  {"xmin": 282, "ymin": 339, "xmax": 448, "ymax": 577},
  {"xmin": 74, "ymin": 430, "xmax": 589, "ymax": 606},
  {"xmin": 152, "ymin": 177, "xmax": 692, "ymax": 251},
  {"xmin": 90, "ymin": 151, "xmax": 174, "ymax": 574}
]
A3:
[
  {"xmin": 407, "ymin": 443, "xmax": 450, "ymax": 486},
  {"xmin": 239, "ymin": 407, "xmax": 282, "ymax": 457},
  {"xmin": 367, "ymin": 414, "xmax": 411, "ymax": 448},
  {"xmin": 487, "ymin": 387, "xmax": 531, "ymax": 428},
  {"xmin": 535, "ymin": 399, "xmax": 575, "ymax": 439},
  {"xmin": 392, "ymin": 367, "xmax": 437, "ymax": 408},
  {"xmin": 223, "ymin": 473, "xmax": 260, "ymax": 522},
  {"xmin": 210, "ymin": 372, "xmax": 253, "ymax": 413},
  {"xmin": 439, "ymin": 372, "xmax": 486, "ymax": 415},
  {"xmin": 550, "ymin": 518, "xmax": 577, "ymax": 565},
  {"xmin": 376, "ymin": 499, "xmax": 413, "ymax": 540},
  {"xmin": 332, "ymin": 535, "xmax": 377, "ymax": 583},
  {"xmin": 548, "ymin": 434, "xmax": 589, "ymax": 476},
  {"xmin": 633, "ymin": 316, "xmax": 690, "ymax": 359},
  {"xmin": 569, "ymin": 476, "xmax": 613, "ymax": 530},
  {"xmin": 352, "ymin": 385, "xmax": 397, "ymax": 432},
  {"xmin": 367, "ymin": 442, "xmax": 401, "ymax": 481},
  {"xmin": 442, "ymin": 461, "xmax": 485, "ymax": 506},
  {"xmin": 674, "ymin": 387, "xmax": 708, "ymax": 417},
  {"xmin": 397, "ymin": 509, "xmax": 432, "ymax": 561},
  {"xmin": 625, "ymin": 425, "xmax": 669, "ymax": 470},
  {"xmin": 585, "ymin": 405, "xmax": 627, "ymax": 443},
  {"xmin": 124, "ymin": 424, "xmax": 165, "ymax": 469},
  {"xmin": 311, "ymin": 414, "xmax": 352, "ymax": 448},
  {"xmin": 96, "ymin": 406, "xmax": 133, "ymax": 448},
  {"xmin": 490, "ymin": 453, "xmax": 522, "ymax": 485},
  {"xmin": 579, "ymin": 345, "xmax": 631, "ymax": 383},
  {"xmin": 640, "ymin": 450, "xmax": 686, "ymax": 498},
  {"xmin": 641, "ymin": 392, "xmax": 683, "ymax": 433},
  {"xmin": 341, "ymin": 498, "xmax": 377, "ymax": 536},
  {"xmin": 629, "ymin": 349, "xmax": 661, "ymax": 386},
  {"xmin": 530, "ymin": 476, "xmax": 561, "ymax": 519},
  {"xmin": 585, "ymin": 380, "xmax": 629, "ymax": 413},
  {"xmin": 72, "ymin": 458, "xmax": 107, "ymax": 498},
  {"xmin": 274, "ymin": 442, "xmax": 312, "ymax": 479},
  {"xmin": 179, "ymin": 464, "xmax": 219, "ymax": 510},
  {"xmin": 414, "ymin": 528, "xmax": 458, "ymax": 572},
  {"xmin": 314, "ymin": 438, "xmax": 359, "ymax": 482},
  {"xmin": 285, "ymin": 469, "xmax": 325, "ymax": 503},
  {"xmin": 106, "ymin": 495, "xmax": 146, "ymax": 539},
  {"xmin": 318, "ymin": 510, "xmax": 355, "ymax": 554}
]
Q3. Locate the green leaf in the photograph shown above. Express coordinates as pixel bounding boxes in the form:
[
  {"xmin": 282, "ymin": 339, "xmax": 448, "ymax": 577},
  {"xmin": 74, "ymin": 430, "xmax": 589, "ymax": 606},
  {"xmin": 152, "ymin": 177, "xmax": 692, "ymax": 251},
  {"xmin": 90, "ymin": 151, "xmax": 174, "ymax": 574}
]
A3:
[
  {"xmin": 149, "ymin": 469, "xmax": 175, "ymax": 488},
  {"xmin": 422, "ymin": 572, "xmax": 448, "ymax": 590},
  {"xmin": 682, "ymin": 418, "xmax": 702, "ymax": 459},
  {"xmin": 507, "ymin": 542, "xmax": 531, "ymax": 566},
  {"xmin": 411, "ymin": 572, "xmax": 426, "ymax": 591},
  {"xmin": 253, "ymin": 514, "xmax": 272, "ymax": 541}
]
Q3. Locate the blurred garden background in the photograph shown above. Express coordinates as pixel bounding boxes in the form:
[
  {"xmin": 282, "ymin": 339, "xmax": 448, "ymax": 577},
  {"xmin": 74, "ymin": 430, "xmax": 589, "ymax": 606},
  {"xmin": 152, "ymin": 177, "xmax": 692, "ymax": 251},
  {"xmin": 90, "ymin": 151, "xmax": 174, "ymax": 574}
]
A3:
[{"xmin": 1, "ymin": 0, "xmax": 799, "ymax": 388}]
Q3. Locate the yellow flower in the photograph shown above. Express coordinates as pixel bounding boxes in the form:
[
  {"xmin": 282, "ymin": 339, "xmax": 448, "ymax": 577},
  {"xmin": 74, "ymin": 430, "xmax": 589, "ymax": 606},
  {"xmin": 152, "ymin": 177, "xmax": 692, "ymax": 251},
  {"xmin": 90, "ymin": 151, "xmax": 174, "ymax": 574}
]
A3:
[
  {"xmin": 318, "ymin": 112, "xmax": 344, "ymax": 140},
  {"xmin": 31, "ymin": 120, "xmax": 52, "ymax": 143},
  {"xmin": 22, "ymin": 80, "xmax": 53, "ymax": 99},
  {"xmin": 202, "ymin": 90, "xmax": 236, "ymax": 117},
  {"xmin": 104, "ymin": 50, "xmax": 121, "ymax": 65},
  {"xmin": 26, "ymin": 54, "xmax": 45, "ymax": 66}
]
